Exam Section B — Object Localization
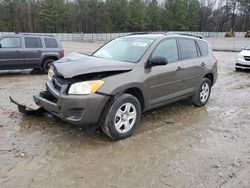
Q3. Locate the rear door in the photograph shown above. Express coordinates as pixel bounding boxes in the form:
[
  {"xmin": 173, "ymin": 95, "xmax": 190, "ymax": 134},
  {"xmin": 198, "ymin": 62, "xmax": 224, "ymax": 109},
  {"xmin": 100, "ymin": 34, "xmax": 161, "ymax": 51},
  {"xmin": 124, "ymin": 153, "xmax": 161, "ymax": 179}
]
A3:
[
  {"xmin": 0, "ymin": 37, "xmax": 24, "ymax": 69},
  {"xmin": 23, "ymin": 37, "xmax": 43, "ymax": 68},
  {"xmin": 147, "ymin": 38, "xmax": 184, "ymax": 106},
  {"xmin": 178, "ymin": 38, "xmax": 204, "ymax": 94}
]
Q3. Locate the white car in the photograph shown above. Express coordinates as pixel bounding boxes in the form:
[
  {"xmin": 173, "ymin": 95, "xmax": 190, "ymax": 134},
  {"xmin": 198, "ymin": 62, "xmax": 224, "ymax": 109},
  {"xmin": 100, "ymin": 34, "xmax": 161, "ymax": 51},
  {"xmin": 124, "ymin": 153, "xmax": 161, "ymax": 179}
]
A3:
[{"xmin": 235, "ymin": 43, "xmax": 250, "ymax": 71}]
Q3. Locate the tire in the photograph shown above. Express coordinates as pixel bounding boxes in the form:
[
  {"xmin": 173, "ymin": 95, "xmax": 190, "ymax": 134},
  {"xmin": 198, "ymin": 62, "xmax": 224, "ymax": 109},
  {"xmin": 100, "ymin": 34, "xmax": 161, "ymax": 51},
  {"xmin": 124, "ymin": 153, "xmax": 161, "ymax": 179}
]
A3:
[
  {"xmin": 101, "ymin": 94, "xmax": 141, "ymax": 140},
  {"xmin": 192, "ymin": 78, "xmax": 212, "ymax": 107},
  {"xmin": 235, "ymin": 67, "xmax": 242, "ymax": 72},
  {"xmin": 42, "ymin": 59, "xmax": 54, "ymax": 73}
]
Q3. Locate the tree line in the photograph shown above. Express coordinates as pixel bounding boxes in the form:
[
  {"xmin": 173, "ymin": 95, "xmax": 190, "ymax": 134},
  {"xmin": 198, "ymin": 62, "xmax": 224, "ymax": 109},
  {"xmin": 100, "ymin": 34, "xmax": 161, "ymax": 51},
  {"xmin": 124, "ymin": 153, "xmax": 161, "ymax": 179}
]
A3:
[{"xmin": 0, "ymin": 0, "xmax": 249, "ymax": 33}]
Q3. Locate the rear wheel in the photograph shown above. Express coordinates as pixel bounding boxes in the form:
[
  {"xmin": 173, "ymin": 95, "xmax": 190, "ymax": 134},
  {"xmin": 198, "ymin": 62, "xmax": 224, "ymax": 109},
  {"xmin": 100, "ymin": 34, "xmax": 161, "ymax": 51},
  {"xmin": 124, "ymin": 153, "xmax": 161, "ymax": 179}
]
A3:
[
  {"xmin": 192, "ymin": 78, "xmax": 212, "ymax": 107},
  {"xmin": 42, "ymin": 59, "xmax": 54, "ymax": 73},
  {"xmin": 101, "ymin": 94, "xmax": 141, "ymax": 140}
]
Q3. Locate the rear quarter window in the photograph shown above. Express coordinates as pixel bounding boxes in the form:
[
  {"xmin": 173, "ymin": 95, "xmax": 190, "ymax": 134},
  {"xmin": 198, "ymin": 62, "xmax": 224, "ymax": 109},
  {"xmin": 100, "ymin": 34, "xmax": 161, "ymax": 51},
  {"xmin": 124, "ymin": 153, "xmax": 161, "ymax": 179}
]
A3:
[
  {"xmin": 25, "ymin": 37, "xmax": 42, "ymax": 48},
  {"xmin": 179, "ymin": 39, "xmax": 198, "ymax": 60},
  {"xmin": 44, "ymin": 38, "xmax": 58, "ymax": 48},
  {"xmin": 197, "ymin": 40, "xmax": 209, "ymax": 56}
]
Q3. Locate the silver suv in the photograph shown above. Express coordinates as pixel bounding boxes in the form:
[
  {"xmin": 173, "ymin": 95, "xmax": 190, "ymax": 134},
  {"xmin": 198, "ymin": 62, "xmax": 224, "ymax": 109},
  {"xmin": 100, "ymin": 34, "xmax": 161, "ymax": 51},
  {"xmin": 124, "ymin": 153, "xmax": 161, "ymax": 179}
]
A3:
[{"xmin": 0, "ymin": 34, "xmax": 64, "ymax": 72}]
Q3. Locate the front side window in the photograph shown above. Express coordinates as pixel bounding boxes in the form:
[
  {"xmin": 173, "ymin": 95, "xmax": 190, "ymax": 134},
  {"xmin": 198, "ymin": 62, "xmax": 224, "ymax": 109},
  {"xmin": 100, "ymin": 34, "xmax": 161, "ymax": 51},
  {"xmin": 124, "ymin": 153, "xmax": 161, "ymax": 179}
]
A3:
[
  {"xmin": 151, "ymin": 39, "xmax": 179, "ymax": 63},
  {"xmin": 0, "ymin": 37, "xmax": 21, "ymax": 48},
  {"xmin": 179, "ymin": 39, "xmax": 198, "ymax": 60},
  {"xmin": 44, "ymin": 38, "xmax": 58, "ymax": 48},
  {"xmin": 92, "ymin": 37, "xmax": 155, "ymax": 63},
  {"xmin": 25, "ymin": 37, "xmax": 42, "ymax": 48}
]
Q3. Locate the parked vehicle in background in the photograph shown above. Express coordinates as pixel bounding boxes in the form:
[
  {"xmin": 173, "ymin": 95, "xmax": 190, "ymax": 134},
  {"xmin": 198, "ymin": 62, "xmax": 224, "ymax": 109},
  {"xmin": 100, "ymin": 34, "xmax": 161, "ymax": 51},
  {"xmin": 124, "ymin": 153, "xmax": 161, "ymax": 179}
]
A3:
[
  {"xmin": 0, "ymin": 34, "xmax": 64, "ymax": 72},
  {"xmin": 14, "ymin": 33, "xmax": 218, "ymax": 140},
  {"xmin": 235, "ymin": 43, "xmax": 250, "ymax": 71}
]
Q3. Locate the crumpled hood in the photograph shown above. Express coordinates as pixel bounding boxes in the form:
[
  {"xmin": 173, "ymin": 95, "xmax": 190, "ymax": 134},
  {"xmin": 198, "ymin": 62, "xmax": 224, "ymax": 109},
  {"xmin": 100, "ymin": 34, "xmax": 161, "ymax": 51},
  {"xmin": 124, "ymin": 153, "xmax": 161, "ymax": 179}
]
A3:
[{"xmin": 53, "ymin": 52, "xmax": 135, "ymax": 78}]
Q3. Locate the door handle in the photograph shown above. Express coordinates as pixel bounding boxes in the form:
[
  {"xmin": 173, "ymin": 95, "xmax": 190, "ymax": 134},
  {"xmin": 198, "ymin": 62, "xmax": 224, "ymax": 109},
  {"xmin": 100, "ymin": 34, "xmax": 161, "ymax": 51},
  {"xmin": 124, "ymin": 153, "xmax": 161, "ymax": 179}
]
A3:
[
  {"xmin": 176, "ymin": 66, "xmax": 183, "ymax": 71},
  {"xmin": 201, "ymin": 62, "xmax": 206, "ymax": 66}
]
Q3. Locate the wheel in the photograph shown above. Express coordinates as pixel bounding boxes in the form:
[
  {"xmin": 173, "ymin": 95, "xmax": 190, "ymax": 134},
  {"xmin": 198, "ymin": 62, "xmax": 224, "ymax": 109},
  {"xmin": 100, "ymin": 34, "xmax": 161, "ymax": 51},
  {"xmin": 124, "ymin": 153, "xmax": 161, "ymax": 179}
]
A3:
[
  {"xmin": 42, "ymin": 59, "xmax": 54, "ymax": 73},
  {"xmin": 101, "ymin": 94, "xmax": 141, "ymax": 140},
  {"xmin": 192, "ymin": 78, "xmax": 212, "ymax": 107},
  {"xmin": 235, "ymin": 67, "xmax": 242, "ymax": 72}
]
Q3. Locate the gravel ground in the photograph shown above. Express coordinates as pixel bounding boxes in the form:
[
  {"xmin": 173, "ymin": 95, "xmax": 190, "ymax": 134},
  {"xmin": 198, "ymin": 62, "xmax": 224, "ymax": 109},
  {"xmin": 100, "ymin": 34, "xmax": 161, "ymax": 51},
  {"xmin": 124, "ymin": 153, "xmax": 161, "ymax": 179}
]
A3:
[{"xmin": 0, "ymin": 42, "xmax": 250, "ymax": 188}]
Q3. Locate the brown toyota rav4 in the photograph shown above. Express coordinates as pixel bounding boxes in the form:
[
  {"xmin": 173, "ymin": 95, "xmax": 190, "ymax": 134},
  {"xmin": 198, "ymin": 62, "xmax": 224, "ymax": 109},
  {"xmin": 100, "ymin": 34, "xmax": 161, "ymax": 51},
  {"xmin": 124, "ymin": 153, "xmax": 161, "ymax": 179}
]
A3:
[{"xmin": 16, "ymin": 33, "xmax": 218, "ymax": 140}]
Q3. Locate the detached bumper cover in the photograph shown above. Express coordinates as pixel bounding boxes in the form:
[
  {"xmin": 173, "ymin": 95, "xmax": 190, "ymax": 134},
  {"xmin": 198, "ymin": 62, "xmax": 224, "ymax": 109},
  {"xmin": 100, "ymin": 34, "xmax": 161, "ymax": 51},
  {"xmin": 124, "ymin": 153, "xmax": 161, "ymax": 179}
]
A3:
[
  {"xmin": 34, "ymin": 81, "xmax": 110, "ymax": 126},
  {"xmin": 10, "ymin": 96, "xmax": 47, "ymax": 116}
]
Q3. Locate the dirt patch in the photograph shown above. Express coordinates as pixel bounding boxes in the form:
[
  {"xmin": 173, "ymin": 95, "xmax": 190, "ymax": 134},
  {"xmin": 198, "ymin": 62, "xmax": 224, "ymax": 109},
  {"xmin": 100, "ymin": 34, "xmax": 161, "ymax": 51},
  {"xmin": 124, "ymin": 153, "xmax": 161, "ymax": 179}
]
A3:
[{"xmin": 0, "ymin": 43, "xmax": 250, "ymax": 187}]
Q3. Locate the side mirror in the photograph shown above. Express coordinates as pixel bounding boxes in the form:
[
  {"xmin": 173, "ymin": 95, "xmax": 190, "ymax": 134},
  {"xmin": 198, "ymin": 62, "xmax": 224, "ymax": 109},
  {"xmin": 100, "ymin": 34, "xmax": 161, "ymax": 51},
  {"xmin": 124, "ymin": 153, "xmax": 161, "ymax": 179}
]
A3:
[
  {"xmin": 241, "ymin": 46, "xmax": 245, "ymax": 51},
  {"xmin": 146, "ymin": 56, "xmax": 168, "ymax": 68},
  {"xmin": 0, "ymin": 43, "xmax": 2, "ymax": 48}
]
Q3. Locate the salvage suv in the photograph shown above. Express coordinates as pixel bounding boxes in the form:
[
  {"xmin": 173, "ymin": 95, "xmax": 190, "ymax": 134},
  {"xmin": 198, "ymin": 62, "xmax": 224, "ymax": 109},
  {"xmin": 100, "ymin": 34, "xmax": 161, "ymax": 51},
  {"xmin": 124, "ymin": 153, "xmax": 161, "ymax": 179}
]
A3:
[
  {"xmin": 14, "ymin": 33, "xmax": 218, "ymax": 140},
  {"xmin": 0, "ymin": 33, "xmax": 64, "ymax": 72}
]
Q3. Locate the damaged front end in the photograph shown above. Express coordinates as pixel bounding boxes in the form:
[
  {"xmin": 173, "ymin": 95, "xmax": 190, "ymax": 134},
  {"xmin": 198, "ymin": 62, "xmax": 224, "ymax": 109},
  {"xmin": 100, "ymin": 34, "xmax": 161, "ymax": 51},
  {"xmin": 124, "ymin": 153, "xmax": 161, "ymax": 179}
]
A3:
[{"xmin": 10, "ymin": 52, "xmax": 134, "ymax": 125}]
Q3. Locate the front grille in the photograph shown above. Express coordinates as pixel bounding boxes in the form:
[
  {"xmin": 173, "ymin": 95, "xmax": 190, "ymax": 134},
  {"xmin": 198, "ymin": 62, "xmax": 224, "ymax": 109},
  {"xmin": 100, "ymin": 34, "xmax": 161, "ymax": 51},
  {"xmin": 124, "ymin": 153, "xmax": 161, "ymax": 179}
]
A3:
[
  {"xmin": 236, "ymin": 63, "xmax": 250, "ymax": 68},
  {"xmin": 51, "ymin": 76, "xmax": 66, "ymax": 92},
  {"xmin": 39, "ymin": 91, "xmax": 58, "ymax": 103},
  {"xmin": 244, "ymin": 56, "xmax": 250, "ymax": 61}
]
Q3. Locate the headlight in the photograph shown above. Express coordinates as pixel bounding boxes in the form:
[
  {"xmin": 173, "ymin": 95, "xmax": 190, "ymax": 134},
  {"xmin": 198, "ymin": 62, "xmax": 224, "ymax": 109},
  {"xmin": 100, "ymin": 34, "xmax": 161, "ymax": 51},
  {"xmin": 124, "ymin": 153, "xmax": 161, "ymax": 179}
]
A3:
[
  {"xmin": 237, "ymin": 54, "xmax": 244, "ymax": 60},
  {"xmin": 48, "ymin": 68, "xmax": 54, "ymax": 81},
  {"xmin": 68, "ymin": 80, "xmax": 104, "ymax": 95}
]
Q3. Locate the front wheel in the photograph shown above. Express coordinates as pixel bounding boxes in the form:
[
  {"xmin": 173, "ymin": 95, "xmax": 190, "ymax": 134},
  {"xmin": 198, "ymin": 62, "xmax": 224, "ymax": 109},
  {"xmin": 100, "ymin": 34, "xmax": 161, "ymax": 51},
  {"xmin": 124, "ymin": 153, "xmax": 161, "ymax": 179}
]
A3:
[
  {"xmin": 101, "ymin": 94, "xmax": 141, "ymax": 140},
  {"xmin": 192, "ymin": 78, "xmax": 212, "ymax": 107}
]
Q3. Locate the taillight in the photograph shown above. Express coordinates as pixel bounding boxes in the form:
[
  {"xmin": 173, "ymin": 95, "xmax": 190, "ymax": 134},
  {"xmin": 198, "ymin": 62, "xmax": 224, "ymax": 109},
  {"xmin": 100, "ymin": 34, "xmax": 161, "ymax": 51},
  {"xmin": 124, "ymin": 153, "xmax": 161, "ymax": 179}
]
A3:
[
  {"xmin": 60, "ymin": 49, "xmax": 64, "ymax": 57},
  {"xmin": 212, "ymin": 53, "xmax": 217, "ymax": 62}
]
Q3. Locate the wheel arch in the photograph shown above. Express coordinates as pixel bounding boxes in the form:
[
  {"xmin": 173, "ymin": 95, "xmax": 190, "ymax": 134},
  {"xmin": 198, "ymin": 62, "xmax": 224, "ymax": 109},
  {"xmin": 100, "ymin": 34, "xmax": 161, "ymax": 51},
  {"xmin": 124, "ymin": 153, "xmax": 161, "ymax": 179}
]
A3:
[
  {"xmin": 123, "ymin": 87, "xmax": 145, "ymax": 111},
  {"xmin": 204, "ymin": 73, "xmax": 214, "ymax": 86},
  {"xmin": 41, "ymin": 55, "xmax": 59, "ymax": 67}
]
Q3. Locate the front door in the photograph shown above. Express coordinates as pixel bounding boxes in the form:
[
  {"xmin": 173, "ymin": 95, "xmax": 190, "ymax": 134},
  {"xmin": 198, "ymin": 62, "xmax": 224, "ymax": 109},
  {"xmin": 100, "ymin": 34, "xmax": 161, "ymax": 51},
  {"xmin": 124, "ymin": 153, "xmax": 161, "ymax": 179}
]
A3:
[
  {"xmin": 147, "ymin": 38, "xmax": 184, "ymax": 106},
  {"xmin": 0, "ymin": 37, "xmax": 24, "ymax": 69}
]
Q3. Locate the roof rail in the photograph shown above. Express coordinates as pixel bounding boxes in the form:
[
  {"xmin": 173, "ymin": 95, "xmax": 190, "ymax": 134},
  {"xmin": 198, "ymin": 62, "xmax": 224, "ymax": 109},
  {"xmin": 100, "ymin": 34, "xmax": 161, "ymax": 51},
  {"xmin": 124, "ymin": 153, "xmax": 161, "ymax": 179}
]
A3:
[
  {"xmin": 129, "ymin": 32, "xmax": 154, "ymax": 35},
  {"xmin": 21, "ymin": 33, "xmax": 55, "ymax": 37},
  {"xmin": 166, "ymin": 32, "xmax": 203, "ymax": 39}
]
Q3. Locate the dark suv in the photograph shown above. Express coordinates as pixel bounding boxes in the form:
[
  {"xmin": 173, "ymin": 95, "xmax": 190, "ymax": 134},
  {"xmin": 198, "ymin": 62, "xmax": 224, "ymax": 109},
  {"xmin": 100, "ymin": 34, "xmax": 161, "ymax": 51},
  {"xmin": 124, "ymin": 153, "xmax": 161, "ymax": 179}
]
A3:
[
  {"xmin": 14, "ymin": 33, "xmax": 218, "ymax": 140},
  {"xmin": 0, "ymin": 34, "xmax": 64, "ymax": 72}
]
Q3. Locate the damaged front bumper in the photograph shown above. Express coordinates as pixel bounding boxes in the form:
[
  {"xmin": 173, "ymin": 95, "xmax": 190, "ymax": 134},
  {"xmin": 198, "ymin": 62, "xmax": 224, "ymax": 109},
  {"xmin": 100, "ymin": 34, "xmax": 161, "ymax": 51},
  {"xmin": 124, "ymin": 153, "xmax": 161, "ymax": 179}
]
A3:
[
  {"xmin": 33, "ymin": 81, "xmax": 110, "ymax": 125},
  {"xmin": 11, "ymin": 80, "xmax": 110, "ymax": 126},
  {"xmin": 10, "ymin": 96, "xmax": 46, "ymax": 116}
]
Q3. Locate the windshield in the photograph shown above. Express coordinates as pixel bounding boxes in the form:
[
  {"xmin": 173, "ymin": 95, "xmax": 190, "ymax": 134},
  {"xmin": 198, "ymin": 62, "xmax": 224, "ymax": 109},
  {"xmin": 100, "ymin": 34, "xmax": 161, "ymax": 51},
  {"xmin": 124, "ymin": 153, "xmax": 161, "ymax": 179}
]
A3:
[
  {"xmin": 92, "ymin": 37, "xmax": 155, "ymax": 63},
  {"xmin": 244, "ymin": 44, "xmax": 250, "ymax": 50}
]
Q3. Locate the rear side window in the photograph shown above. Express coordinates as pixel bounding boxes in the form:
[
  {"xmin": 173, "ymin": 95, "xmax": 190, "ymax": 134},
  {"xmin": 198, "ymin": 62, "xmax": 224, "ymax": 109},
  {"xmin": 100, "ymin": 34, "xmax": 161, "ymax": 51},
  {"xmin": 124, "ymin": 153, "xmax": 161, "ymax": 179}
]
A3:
[
  {"xmin": 25, "ymin": 37, "xmax": 42, "ymax": 48},
  {"xmin": 197, "ymin": 40, "xmax": 208, "ymax": 56},
  {"xmin": 44, "ymin": 38, "xmax": 58, "ymax": 48},
  {"xmin": 151, "ymin": 39, "xmax": 178, "ymax": 63},
  {"xmin": 0, "ymin": 37, "xmax": 21, "ymax": 48},
  {"xmin": 179, "ymin": 39, "xmax": 198, "ymax": 60}
]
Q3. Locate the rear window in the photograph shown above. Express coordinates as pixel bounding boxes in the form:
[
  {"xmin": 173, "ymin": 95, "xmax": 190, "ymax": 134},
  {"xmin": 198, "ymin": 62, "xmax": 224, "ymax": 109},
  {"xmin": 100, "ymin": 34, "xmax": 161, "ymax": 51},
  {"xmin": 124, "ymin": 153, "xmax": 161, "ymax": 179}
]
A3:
[
  {"xmin": 179, "ymin": 39, "xmax": 198, "ymax": 60},
  {"xmin": 197, "ymin": 40, "xmax": 209, "ymax": 56},
  {"xmin": 25, "ymin": 37, "xmax": 42, "ymax": 48},
  {"xmin": 44, "ymin": 38, "xmax": 58, "ymax": 48}
]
